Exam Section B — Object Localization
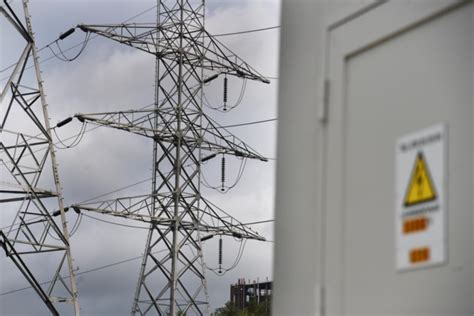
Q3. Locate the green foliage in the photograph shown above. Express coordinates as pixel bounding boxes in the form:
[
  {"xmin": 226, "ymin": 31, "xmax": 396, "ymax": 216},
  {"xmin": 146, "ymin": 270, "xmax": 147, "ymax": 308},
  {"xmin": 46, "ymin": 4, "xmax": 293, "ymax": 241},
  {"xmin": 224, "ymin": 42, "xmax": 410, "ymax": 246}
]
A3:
[
  {"xmin": 215, "ymin": 301, "xmax": 239, "ymax": 316},
  {"xmin": 215, "ymin": 299, "xmax": 271, "ymax": 316}
]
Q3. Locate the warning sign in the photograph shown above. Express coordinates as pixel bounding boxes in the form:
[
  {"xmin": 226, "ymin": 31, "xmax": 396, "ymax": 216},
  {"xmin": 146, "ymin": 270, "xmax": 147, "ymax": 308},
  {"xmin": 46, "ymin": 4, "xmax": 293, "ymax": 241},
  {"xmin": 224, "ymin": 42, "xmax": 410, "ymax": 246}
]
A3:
[
  {"xmin": 404, "ymin": 152, "xmax": 437, "ymax": 207},
  {"xmin": 395, "ymin": 123, "xmax": 447, "ymax": 271}
]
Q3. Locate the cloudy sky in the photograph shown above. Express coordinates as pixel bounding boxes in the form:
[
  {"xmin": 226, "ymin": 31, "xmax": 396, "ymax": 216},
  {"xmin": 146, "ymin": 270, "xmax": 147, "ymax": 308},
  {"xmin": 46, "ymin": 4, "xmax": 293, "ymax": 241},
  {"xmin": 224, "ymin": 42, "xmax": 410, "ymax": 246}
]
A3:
[{"xmin": 1, "ymin": 0, "xmax": 280, "ymax": 315}]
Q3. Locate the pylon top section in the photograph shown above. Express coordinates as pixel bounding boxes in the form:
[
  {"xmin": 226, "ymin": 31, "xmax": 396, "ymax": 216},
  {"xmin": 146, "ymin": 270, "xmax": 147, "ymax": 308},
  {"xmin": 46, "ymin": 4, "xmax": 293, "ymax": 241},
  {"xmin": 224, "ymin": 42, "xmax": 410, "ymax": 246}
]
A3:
[{"xmin": 75, "ymin": 4, "xmax": 270, "ymax": 83}]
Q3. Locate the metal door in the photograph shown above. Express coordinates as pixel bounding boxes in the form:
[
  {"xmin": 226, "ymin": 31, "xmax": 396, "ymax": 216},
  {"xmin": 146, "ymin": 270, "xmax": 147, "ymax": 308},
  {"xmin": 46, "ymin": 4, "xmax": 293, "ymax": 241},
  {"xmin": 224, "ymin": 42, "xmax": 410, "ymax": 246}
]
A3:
[{"xmin": 323, "ymin": 1, "xmax": 473, "ymax": 315}]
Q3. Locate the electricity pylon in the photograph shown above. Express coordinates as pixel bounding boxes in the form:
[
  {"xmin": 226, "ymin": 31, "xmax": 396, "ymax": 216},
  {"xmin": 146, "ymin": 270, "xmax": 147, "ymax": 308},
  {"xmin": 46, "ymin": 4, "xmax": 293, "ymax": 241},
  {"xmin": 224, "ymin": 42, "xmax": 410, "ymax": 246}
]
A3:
[
  {"xmin": 0, "ymin": 1, "xmax": 80, "ymax": 315},
  {"xmin": 64, "ymin": 0, "xmax": 270, "ymax": 315}
]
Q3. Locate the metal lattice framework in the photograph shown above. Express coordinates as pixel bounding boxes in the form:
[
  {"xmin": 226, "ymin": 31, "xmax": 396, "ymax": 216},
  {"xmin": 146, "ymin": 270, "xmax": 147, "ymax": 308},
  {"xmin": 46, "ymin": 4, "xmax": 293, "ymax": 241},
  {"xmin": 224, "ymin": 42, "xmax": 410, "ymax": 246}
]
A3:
[
  {"xmin": 66, "ymin": 0, "xmax": 270, "ymax": 315},
  {"xmin": 0, "ymin": 1, "xmax": 80, "ymax": 315}
]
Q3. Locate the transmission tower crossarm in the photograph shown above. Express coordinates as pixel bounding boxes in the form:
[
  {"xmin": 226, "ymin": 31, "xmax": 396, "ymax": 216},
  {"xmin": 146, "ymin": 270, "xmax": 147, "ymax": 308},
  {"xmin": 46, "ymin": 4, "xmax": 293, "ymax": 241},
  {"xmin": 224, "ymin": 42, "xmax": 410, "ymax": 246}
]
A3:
[
  {"xmin": 70, "ymin": 195, "xmax": 265, "ymax": 241},
  {"xmin": 77, "ymin": 23, "xmax": 162, "ymax": 53},
  {"xmin": 198, "ymin": 30, "xmax": 271, "ymax": 83},
  {"xmin": 74, "ymin": 111, "xmax": 159, "ymax": 139},
  {"xmin": 199, "ymin": 114, "xmax": 269, "ymax": 162},
  {"xmin": 75, "ymin": 23, "xmax": 270, "ymax": 83},
  {"xmin": 71, "ymin": 109, "xmax": 268, "ymax": 161},
  {"xmin": 0, "ymin": 191, "xmax": 56, "ymax": 203},
  {"xmin": 199, "ymin": 198, "xmax": 266, "ymax": 241}
]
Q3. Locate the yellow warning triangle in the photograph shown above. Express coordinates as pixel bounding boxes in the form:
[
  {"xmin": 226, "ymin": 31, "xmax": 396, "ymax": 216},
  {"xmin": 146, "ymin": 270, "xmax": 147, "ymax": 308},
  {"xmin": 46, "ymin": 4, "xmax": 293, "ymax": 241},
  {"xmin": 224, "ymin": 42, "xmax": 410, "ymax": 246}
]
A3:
[{"xmin": 404, "ymin": 152, "xmax": 437, "ymax": 207}]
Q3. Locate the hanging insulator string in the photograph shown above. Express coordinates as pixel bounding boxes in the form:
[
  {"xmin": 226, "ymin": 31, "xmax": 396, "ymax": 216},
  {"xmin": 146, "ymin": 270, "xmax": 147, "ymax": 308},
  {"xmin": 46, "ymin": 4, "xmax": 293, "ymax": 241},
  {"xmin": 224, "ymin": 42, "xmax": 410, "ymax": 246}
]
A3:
[
  {"xmin": 202, "ymin": 77, "xmax": 247, "ymax": 113},
  {"xmin": 218, "ymin": 236, "xmax": 223, "ymax": 274},
  {"xmin": 221, "ymin": 154, "xmax": 226, "ymax": 191},
  {"xmin": 223, "ymin": 75, "xmax": 228, "ymax": 111}
]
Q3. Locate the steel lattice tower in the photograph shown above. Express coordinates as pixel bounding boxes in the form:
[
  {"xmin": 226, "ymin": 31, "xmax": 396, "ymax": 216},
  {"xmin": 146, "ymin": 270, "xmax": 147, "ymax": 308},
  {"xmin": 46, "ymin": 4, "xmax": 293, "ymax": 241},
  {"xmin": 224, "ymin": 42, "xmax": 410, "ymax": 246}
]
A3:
[
  {"xmin": 62, "ymin": 0, "xmax": 270, "ymax": 315},
  {"xmin": 0, "ymin": 1, "xmax": 80, "ymax": 315}
]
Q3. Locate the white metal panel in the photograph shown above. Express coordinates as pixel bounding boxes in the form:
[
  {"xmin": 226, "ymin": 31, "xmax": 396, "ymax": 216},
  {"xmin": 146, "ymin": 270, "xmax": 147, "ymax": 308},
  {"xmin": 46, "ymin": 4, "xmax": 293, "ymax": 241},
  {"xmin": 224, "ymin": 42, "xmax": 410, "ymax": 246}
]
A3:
[
  {"xmin": 324, "ymin": 1, "xmax": 473, "ymax": 315},
  {"xmin": 272, "ymin": 1, "xmax": 327, "ymax": 315},
  {"xmin": 275, "ymin": 1, "xmax": 473, "ymax": 315},
  {"xmin": 273, "ymin": 1, "xmax": 387, "ymax": 315}
]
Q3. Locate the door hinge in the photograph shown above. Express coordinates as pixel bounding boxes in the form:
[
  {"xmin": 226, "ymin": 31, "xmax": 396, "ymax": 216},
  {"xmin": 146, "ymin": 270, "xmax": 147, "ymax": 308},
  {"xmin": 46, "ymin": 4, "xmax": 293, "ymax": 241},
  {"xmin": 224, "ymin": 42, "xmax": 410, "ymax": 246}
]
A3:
[
  {"xmin": 315, "ymin": 283, "xmax": 326, "ymax": 316},
  {"xmin": 318, "ymin": 79, "xmax": 330, "ymax": 123}
]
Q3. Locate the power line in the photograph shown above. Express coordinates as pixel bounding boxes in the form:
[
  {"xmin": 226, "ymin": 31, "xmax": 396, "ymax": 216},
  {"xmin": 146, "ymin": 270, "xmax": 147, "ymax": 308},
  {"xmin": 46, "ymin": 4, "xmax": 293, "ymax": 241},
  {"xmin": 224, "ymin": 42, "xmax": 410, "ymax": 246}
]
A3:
[
  {"xmin": 243, "ymin": 219, "xmax": 275, "ymax": 225},
  {"xmin": 0, "ymin": 174, "xmax": 279, "ymax": 234},
  {"xmin": 219, "ymin": 117, "xmax": 277, "ymax": 129},
  {"xmin": 82, "ymin": 213, "xmax": 149, "ymax": 230},
  {"xmin": 0, "ymin": 227, "xmax": 275, "ymax": 297},
  {"xmin": 77, "ymin": 177, "xmax": 153, "ymax": 204},
  {"xmin": 80, "ymin": 209, "xmax": 274, "ymax": 231},
  {"xmin": 2, "ymin": 112, "xmax": 276, "ymax": 175},
  {"xmin": 0, "ymin": 175, "xmax": 153, "ymax": 232},
  {"xmin": 1, "ymin": 23, "xmax": 281, "ymax": 82},
  {"xmin": 2, "ymin": 5, "xmax": 277, "ymax": 312},
  {"xmin": 0, "ymin": 249, "xmax": 167, "ymax": 297},
  {"xmin": 1, "ymin": 152, "xmax": 275, "ymax": 233},
  {"xmin": 0, "ymin": 117, "xmax": 277, "ymax": 233},
  {"xmin": 212, "ymin": 25, "xmax": 280, "ymax": 37},
  {"xmin": 0, "ymin": 142, "xmax": 277, "ymax": 234},
  {"xmin": 0, "ymin": 101, "xmax": 156, "ymax": 173},
  {"xmin": 0, "ymin": 4, "xmax": 158, "ymax": 78},
  {"xmin": 1, "ymin": 2, "xmax": 81, "ymax": 312}
]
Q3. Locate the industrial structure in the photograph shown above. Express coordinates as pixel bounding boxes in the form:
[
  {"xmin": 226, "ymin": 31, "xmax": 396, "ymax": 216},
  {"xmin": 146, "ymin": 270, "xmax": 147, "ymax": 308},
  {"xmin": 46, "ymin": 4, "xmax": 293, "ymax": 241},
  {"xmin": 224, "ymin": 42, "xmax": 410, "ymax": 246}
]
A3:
[
  {"xmin": 230, "ymin": 278, "xmax": 272, "ymax": 312},
  {"xmin": 0, "ymin": 1, "xmax": 80, "ymax": 315}
]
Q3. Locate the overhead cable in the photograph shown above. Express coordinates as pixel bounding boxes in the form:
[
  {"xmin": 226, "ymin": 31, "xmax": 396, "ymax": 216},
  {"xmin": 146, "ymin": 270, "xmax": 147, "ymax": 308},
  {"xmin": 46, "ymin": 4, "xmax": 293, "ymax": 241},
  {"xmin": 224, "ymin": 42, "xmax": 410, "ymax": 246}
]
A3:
[
  {"xmin": 0, "ymin": 215, "xmax": 275, "ymax": 296},
  {"xmin": 82, "ymin": 213, "xmax": 149, "ymax": 230},
  {"xmin": 212, "ymin": 25, "xmax": 280, "ymax": 37},
  {"xmin": 0, "ymin": 22, "xmax": 280, "ymax": 81},
  {"xmin": 0, "ymin": 249, "xmax": 167, "ymax": 297},
  {"xmin": 218, "ymin": 117, "xmax": 277, "ymax": 129},
  {"xmin": 0, "ymin": 4, "xmax": 158, "ymax": 76}
]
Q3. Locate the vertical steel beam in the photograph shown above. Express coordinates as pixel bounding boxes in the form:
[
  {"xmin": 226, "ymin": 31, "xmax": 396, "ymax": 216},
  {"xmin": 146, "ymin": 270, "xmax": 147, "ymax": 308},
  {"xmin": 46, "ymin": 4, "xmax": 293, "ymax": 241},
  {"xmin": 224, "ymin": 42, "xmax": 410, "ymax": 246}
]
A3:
[
  {"xmin": 22, "ymin": 1, "xmax": 80, "ymax": 313},
  {"xmin": 0, "ymin": 1, "xmax": 80, "ymax": 314}
]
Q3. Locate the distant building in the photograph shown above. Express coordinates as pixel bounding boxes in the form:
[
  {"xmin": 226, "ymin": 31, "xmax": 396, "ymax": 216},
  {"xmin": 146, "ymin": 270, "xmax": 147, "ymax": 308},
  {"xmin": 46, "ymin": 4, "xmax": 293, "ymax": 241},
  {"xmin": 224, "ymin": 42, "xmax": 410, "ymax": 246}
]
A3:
[{"xmin": 230, "ymin": 278, "xmax": 272, "ymax": 311}]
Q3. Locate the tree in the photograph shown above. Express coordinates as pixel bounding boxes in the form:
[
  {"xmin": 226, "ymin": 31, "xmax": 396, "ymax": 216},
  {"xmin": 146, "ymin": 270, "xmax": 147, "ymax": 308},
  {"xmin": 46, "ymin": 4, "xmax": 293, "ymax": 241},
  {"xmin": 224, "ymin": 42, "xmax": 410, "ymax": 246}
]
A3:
[{"xmin": 215, "ymin": 299, "xmax": 271, "ymax": 316}]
